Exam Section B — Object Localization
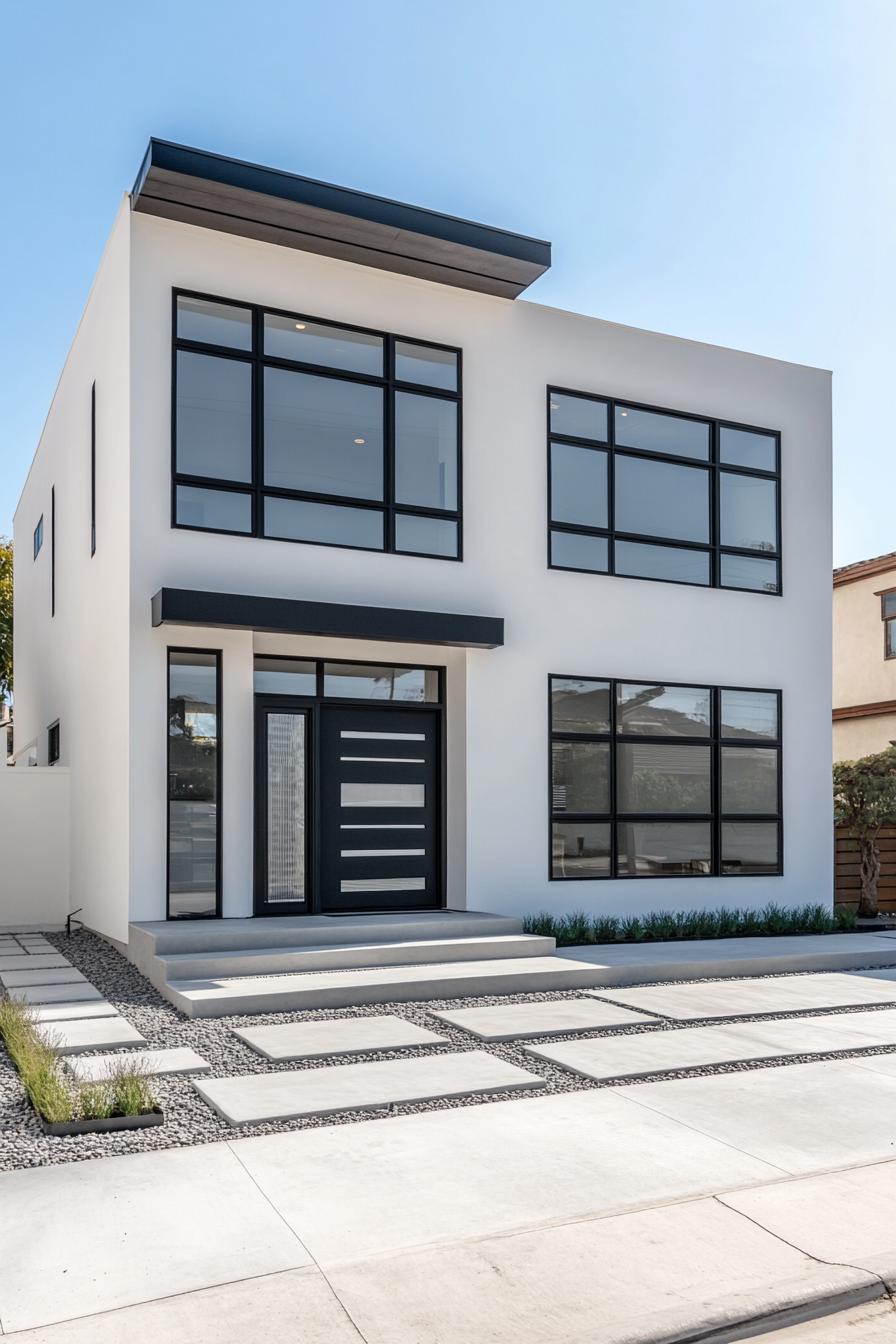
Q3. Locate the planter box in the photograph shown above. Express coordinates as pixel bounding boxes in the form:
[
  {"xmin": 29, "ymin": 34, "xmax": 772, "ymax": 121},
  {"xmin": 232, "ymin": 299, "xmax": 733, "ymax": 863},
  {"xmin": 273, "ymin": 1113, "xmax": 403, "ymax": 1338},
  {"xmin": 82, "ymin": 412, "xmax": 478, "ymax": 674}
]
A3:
[{"xmin": 39, "ymin": 1106, "xmax": 164, "ymax": 1137}]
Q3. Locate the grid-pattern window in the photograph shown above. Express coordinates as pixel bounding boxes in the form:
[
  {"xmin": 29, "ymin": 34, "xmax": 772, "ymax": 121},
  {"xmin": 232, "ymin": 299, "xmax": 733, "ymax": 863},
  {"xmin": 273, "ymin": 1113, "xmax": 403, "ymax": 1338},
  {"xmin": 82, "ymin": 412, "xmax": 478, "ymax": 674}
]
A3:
[
  {"xmin": 882, "ymin": 593, "xmax": 896, "ymax": 659},
  {"xmin": 550, "ymin": 677, "xmax": 782, "ymax": 880},
  {"xmin": 548, "ymin": 389, "xmax": 781, "ymax": 594},
  {"xmin": 172, "ymin": 292, "xmax": 462, "ymax": 560}
]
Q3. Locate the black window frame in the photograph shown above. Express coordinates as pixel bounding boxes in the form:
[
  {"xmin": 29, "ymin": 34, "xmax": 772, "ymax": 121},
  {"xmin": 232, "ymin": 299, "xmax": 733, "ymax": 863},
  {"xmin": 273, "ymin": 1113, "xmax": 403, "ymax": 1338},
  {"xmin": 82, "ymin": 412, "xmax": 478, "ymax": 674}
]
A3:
[
  {"xmin": 47, "ymin": 720, "xmax": 60, "ymax": 765},
  {"xmin": 547, "ymin": 388, "xmax": 782, "ymax": 595},
  {"xmin": 33, "ymin": 515, "xmax": 43, "ymax": 559},
  {"xmin": 171, "ymin": 289, "xmax": 463, "ymax": 561},
  {"xmin": 549, "ymin": 675, "xmax": 783, "ymax": 880},
  {"xmin": 167, "ymin": 646, "xmax": 223, "ymax": 921}
]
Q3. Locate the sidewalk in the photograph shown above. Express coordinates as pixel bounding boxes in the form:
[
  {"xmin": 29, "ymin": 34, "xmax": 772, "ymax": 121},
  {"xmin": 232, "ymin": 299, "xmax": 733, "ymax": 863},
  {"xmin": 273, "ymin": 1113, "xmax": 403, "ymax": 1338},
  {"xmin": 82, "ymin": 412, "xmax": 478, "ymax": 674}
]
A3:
[{"xmin": 4, "ymin": 1058, "xmax": 896, "ymax": 1342}]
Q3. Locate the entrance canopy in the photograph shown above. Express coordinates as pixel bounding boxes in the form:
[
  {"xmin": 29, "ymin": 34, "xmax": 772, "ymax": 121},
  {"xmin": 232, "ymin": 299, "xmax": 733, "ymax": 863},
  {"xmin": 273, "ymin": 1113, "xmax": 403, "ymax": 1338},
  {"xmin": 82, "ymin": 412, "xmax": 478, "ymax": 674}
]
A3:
[{"xmin": 151, "ymin": 588, "xmax": 504, "ymax": 650}]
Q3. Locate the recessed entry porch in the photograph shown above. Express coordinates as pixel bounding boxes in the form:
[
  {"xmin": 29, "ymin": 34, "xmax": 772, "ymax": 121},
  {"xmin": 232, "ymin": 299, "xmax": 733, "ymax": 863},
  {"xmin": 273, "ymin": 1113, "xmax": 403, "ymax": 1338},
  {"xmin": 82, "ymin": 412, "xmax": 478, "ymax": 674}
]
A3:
[{"xmin": 154, "ymin": 588, "xmax": 503, "ymax": 921}]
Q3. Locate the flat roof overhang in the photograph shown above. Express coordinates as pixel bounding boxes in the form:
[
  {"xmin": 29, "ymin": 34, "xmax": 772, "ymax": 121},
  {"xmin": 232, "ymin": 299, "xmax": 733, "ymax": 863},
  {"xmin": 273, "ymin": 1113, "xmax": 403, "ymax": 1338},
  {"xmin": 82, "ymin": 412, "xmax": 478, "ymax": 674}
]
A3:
[
  {"xmin": 151, "ymin": 588, "xmax": 504, "ymax": 650},
  {"xmin": 131, "ymin": 140, "xmax": 551, "ymax": 300}
]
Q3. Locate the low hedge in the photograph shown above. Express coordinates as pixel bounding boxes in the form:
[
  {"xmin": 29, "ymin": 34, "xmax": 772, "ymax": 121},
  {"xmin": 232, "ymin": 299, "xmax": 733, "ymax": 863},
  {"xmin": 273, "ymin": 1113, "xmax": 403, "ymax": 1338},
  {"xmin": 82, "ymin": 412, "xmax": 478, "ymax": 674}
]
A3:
[{"xmin": 522, "ymin": 902, "xmax": 857, "ymax": 947}]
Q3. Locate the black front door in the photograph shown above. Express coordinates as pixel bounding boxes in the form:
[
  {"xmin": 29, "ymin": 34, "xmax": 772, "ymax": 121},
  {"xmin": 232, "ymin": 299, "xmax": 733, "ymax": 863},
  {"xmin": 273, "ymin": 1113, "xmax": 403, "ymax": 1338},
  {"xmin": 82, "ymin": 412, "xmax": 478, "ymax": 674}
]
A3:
[{"xmin": 318, "ymin": 705, "xmax": 442, "ymax": 912}]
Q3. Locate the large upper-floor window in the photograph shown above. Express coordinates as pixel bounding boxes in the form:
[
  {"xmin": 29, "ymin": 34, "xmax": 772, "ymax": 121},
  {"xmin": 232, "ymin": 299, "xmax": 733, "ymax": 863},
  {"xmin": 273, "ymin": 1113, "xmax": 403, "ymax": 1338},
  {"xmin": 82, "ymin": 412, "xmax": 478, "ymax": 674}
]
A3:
[
  {"xmin": 172, "ymin": 292, "xmax": 462, "ymax": 560},
  {"xmin": 550, "ymin": 676, "xmax": 782, "ymax": 880},
  {"xmin": 548, "ymin": 389, "xmax": 781, "ymax": 594},
  {"xmin": 882, "ymin": 592, "xmax": 896, "ymax": 659}
]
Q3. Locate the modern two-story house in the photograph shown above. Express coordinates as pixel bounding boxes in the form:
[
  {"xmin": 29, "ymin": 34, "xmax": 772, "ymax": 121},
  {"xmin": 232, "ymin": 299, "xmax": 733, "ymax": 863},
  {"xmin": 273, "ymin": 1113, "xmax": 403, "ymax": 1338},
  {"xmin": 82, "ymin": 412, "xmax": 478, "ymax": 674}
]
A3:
[{"xmin": 12, "ymin": 141, "xmax": 832, "ymax": 968}]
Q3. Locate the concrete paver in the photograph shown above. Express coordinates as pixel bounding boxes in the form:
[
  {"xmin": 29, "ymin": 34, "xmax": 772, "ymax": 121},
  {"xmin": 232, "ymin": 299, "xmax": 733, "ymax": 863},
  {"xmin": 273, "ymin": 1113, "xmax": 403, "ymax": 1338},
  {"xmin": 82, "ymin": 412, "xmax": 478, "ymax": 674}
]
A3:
[
  {"xmin": 37, "ymin": 1016, "xmax": 145, "ymax": 1054},
  {"xmin": 590, "ymin": 970, "xmax": 896, "ymax": 1020},
  {"xmin": 29, "ymin": 1001, "xmax": 119, "ymax": 1022},
  {"xmin": 0, "ymin": 955, "xmax": 70, "ymax": 973},
  {"xmin": 66, "ymin": 1048, "xmax": 210, "ymax": 1082},
  {"xmin": 431, "ymin": 996, "xmax": 653, "ymax": 1039},
  {"xmin": 233, "ymin": 1014, "xmax": 447, "ymax": 1060},
  {"xmin": 9, "ymin": 983, "xmax": 103, "ymax": 1005},
  {"xmin": 0, "ymin": 968, "xmax": 86, "ymax": 988},
  {"xmin": 194, "ymin": 1050, "xmax": 544, "ymax": 1124}
]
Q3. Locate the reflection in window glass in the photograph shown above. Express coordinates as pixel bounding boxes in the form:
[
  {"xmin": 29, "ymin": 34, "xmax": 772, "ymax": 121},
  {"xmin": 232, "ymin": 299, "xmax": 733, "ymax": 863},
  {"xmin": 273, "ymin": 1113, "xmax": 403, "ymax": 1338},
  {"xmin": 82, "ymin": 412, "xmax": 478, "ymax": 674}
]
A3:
[
  {"xmin": 720, "ymin": 553, "xmax": 779, "ymax": 593},
  {"xmin": 551, "ymin": 678, "xmax": 611, "ymax": 734},
  {"xmin": 264, "ymin": 368, "xmax": 383, "ymax": 499},
  {"xmin": 721, "ymin": 746, "xmax": 779, "ymax": 813},
  {"xmin": 264, "ymin": 496, "xmax": 383, "ymax": 550},
  {"xmin": 550, "ymin": 393, "xmax": 608, "ymax": 442},
  {"xmin": 177, "ymin": 296, "xmax": 252, "ymax": 350},
  {"xmin": 394, "ymin": 342, "xmax": 457, "ymax": 391},
  {"xmin": 551, "ymin": 443, "xmax": 608, "ymax": 528},
  {"xmin": 887, "ymin": 620, "xmax": 896, "ymax": 659},
  {"xmin": 616, "ymin": 822, "xmax": 712, "ymax": 876},
  {"xmin": 324, "ymin": 664, "xmax": 440, "ymax": 702},
  {"xmin": 176, "ymin": 352, "xmax": 252, "ymax": 482},
  {"xmin": 720, "ymin": 690, "xmax": 778, "ymax": 740},
  {"xmin": 551, "ymin": 741, "xmax": 610, "ymax": 813},
  {"xmin": 176, "ymin": 486, "xmax": 253, "ymax": 534},
  {"xmin": 263, "ymin": 314, "xmax": 383, "ymax": 375},
  {"xmin": 254, "ymin": 658, "xmax": 317, "ymax": 695},
  {"xmin": 550, "ymin": 530, "xmax": 609, "ymax": 572},
  {"xmin": 617, "ymin": 743, "xmax": 711, "ymax": 814},
  {"xmin": 721, "ymin": 821, "xmax": 779, "ymax": 874},
  {"xmin": 720, "ymin": 426, "xmax": 777, "ymax": 472},
  {"xmin": 615, "ymin": 456, "xmax": 709, "ymax": 543},
  {"xmin": 394, "ymin": 393, "xmax": 458, "ymax": 511},
  {"xmin": 394, "ymin": 513, "xmax": 458, "ymax": 558},
  {"xmin": 168, "ymin": 651, "xmax": 219, "ymax": 919},
  {"xmin": 617, "ymin": 684, "xmax": 711, "ymax": 737},
  {"xmin": 552, "ymin": 823, "xmax": 611, "ymax": 878},
  {"xmin": 720, "ymin": 474, "xmax": 777, "ymax": 552},
  {"xmin": 615, "ymin": 407, "xmax": 710, "ymax": 460},
  {"xmin": 614, "ymin": 540, "xmax": 710, "ymax": 586}
]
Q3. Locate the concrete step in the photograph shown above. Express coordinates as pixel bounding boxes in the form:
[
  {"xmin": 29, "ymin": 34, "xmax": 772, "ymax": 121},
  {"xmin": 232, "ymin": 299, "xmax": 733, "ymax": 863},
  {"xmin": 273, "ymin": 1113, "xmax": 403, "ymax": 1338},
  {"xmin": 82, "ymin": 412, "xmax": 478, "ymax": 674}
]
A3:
[
  {"xmin": 157, "ymin": 933, "xmax": 554, "ymax": 981},
  {"xmin": 131, "ymin": 910, "xmax": 523, "ymax": 966},
  {"xmin": 165, "ymin": 955, "xmax": 610, "ymax": 1017}
]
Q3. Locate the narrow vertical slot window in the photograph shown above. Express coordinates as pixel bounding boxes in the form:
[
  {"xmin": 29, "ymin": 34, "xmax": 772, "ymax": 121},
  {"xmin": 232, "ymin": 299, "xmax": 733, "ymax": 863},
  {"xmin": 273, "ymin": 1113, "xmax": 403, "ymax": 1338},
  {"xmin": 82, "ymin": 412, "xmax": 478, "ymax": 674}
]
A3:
[{"xmin": 167, "ymin": 649, "xmax": 221, "ymax": 918}]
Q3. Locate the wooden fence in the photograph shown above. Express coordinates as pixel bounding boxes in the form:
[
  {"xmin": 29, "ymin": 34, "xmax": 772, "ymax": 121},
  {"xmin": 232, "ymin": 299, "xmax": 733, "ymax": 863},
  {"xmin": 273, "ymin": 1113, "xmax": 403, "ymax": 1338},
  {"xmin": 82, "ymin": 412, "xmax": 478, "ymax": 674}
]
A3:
[{"xmin": 835, "ymin": 824, "xmax": 896, "ymax": 913}]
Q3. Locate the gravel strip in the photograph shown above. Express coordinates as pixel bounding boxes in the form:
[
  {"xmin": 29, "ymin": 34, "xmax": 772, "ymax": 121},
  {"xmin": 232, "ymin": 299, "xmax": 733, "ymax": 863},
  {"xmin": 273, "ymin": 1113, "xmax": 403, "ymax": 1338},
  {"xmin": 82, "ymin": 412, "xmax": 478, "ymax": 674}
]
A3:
[{"xmin": 3, "ymin": 930, "xmax": 896, "ymax": 1171}]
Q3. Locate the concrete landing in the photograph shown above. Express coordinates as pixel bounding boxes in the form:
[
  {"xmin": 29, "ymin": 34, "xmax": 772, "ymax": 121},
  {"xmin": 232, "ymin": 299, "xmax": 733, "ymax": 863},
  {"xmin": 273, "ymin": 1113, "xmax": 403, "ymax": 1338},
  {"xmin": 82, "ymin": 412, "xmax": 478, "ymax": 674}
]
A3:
[{"xmin": 193, "ymin": 1050, "xmax": 544, "ymax": 1124}]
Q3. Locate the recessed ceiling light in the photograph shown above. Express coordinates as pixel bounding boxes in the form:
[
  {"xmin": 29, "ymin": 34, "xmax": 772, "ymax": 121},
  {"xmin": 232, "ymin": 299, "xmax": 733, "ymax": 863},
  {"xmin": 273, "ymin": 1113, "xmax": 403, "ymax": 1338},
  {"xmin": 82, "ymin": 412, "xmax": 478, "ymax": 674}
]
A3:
[
  {"xmin": 354, "ymin": 437, "xmax": 365, "ymax": 445},
  {"xmin": 295, "ymin": 322, "xmax": 306, "ymax": 331}
]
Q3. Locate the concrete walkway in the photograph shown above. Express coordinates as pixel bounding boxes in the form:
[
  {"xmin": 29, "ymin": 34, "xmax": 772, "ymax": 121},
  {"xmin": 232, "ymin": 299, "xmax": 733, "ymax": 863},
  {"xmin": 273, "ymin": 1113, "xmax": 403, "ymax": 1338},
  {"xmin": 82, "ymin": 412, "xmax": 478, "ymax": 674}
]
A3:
[{"xmin": 5, "ymin": 1056, "xmax": 896, "ymax": 1341}]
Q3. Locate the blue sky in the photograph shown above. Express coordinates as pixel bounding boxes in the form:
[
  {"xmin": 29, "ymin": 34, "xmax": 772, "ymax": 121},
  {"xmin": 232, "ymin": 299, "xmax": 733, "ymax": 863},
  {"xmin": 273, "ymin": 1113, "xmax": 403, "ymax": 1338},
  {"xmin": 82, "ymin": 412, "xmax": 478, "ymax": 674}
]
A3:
[{"xmin": 1, "ymin": 0, "xmax": 892, "ymax": 565}]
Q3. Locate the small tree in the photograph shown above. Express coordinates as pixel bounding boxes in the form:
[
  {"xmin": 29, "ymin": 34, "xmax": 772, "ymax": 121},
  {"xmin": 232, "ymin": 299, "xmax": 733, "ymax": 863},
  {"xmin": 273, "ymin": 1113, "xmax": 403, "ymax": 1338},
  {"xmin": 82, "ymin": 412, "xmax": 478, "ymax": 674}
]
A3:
[
  {"xmin": 0, "ymin": 537, "xmax": 11, "ymax": 707},
  {"xmin": 833, "ymin": 746, "xmax": 896, "ymax": 918}
]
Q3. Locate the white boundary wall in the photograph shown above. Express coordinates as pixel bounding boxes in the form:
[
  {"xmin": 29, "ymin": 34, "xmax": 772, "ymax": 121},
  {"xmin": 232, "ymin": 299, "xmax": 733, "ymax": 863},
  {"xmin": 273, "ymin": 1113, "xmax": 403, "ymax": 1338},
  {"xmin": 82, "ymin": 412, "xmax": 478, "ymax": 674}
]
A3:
[{"xmin": 0, "ymin": 768, "xmax": 70, "ymax": 929}]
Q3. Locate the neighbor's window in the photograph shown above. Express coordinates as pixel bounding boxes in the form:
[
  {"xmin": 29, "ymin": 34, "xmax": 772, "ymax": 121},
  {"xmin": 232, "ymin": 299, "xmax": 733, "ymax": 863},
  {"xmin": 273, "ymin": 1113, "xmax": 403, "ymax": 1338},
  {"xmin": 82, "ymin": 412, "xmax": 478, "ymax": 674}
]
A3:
[
  {"xmin": 173, "ymin": 293, "xmax": 462, "ymax": 560},
  {"xmin": 47, "ymin": 721, "xmax": 60, "ymax": 765},
  {"xmin": 883, "ymin": 593, "xmax": 896, "ymax": 659},
  {"xmin": 167, "ymin": 649, "xmax": 220, "ymax": 919},
  {"xmin": 549, "ymin": 677, "xmax": 782, "ymax": 879},
  {"xmin": 548, "ymin": 390, "xmax": 781, "ymax": 593},
  {"xmin": 33, "ymin": 515, "xmax": 43, "ymax": 559}
]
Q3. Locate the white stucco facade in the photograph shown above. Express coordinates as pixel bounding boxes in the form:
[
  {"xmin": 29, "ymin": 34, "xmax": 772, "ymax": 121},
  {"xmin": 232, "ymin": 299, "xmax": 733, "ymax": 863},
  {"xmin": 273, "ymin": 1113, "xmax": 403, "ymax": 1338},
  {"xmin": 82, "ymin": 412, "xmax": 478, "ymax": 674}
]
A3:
[{"xmin": 13, "ymin": 165, "xmax": 833, "ymax": 944}]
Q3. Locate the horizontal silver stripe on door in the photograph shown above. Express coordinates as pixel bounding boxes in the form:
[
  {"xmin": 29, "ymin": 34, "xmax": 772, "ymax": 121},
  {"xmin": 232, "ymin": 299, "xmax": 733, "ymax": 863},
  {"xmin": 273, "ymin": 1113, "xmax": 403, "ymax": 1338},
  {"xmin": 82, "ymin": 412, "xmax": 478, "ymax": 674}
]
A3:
[
  {"xmin": 339, "ymin": 756, "xmax": 426, "ymax": 764},
  {"xmin": 340, "ymin": 731, "xmax": 426, "ymax": 741},
  {"xmin": 340, "ymin": 823, "xmax": 426, "ymax": 830},
  {"xmin": 341, "ymin": 783, "xmax": 425, "ymax": 808},
  {"xmin": 340, "ymin": 849, "xmax": 426, "ymax": 857},
  {"xmin": 340, "ymin": 877, "xmax": 426, "ymax": 893}
]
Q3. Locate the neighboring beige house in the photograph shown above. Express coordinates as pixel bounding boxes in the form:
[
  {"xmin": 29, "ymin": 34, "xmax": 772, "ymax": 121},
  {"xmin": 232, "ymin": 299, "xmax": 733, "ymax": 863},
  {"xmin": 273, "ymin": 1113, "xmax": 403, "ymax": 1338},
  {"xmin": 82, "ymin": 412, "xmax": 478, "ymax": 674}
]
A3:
[{"xmin": 834, "ymin": 550, "xmax": 896, "ymax": 759}]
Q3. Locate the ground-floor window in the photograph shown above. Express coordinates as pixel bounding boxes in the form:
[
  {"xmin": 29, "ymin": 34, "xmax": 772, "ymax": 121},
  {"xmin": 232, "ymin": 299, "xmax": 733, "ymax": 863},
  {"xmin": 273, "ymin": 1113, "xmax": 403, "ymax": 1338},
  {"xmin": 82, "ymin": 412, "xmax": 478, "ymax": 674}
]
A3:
[
  {"xmin": 549, "ymin": 676, "xmax": 781, "ymax": 880},
  {"xmin": 168, "ymin": 649, "xmax": 221, "ymax": 918}
]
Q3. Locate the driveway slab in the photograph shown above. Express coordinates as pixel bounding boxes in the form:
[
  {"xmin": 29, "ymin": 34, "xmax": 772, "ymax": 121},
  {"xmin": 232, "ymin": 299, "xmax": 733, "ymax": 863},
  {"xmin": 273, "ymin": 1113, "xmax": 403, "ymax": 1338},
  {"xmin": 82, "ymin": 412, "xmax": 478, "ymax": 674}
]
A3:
[
  {"xmin": 0, "ymin": 1143, "xmax": 310, "ymax": 1332},
  {"xmin": 527, "ymin": 1009, "xmax": 896, "ymax": 1081},
  {"xmin": 195, "ymin": 1050, "xmax": 544, "ymax": 1124},
  {"xmin": 38, "ymin": 1016, "xmax": 145, "ymax": 1054},
  {"xmin": 9, "ymin": 982, "xmax": 103, "ymax": 1005},
  {"xmin": 590, "ymin": 970, "xmax": 896, "ymax": 1020},
  {"xmin": 5, "ymin": 1266, "xmax": 359, "ymax": 1344},
  {"xmin": 327, "ymin": 1195, "xmax": 874, "ymax": 1344},
  {"xmin": 233, "ymin": 1014, "xmax": 447, "ymax": 1060},
  {"xmin": 720, "ymin": 1158, "xmax": 896, "ymax": 1288},
  {"xmin": 622, "ymin": 1057, "xmax": 896, "ymax": 1172},
  {"xmin": 0, "ymin": 967, "xmax": 86, "ymax": 988},
  {"xmin": 0, "ymin": 954, "xmax": 70, "ymax": 972},
  {"xmin": 234, "ymin": 1088, "xmax": 780, "ymax": 1263},
  {"xmin": 66, "ymin": 1047, "xmax": 210, "ymax": 1082},
  {"xmin": 431, "ymin": 997, "xmax": 653, "ymax": 1040}
]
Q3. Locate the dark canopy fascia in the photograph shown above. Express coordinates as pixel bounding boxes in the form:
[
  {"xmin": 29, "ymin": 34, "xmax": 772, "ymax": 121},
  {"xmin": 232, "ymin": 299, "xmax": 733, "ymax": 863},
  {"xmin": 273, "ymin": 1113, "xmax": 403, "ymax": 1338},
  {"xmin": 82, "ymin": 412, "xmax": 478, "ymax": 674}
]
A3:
[
  {"xmin": 132, "ymin": 140, "xmax": 551, "ymax": 299},
  {"xmin": 151, "ymin": 588, "xmax": 504, "ymax": 650}
]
